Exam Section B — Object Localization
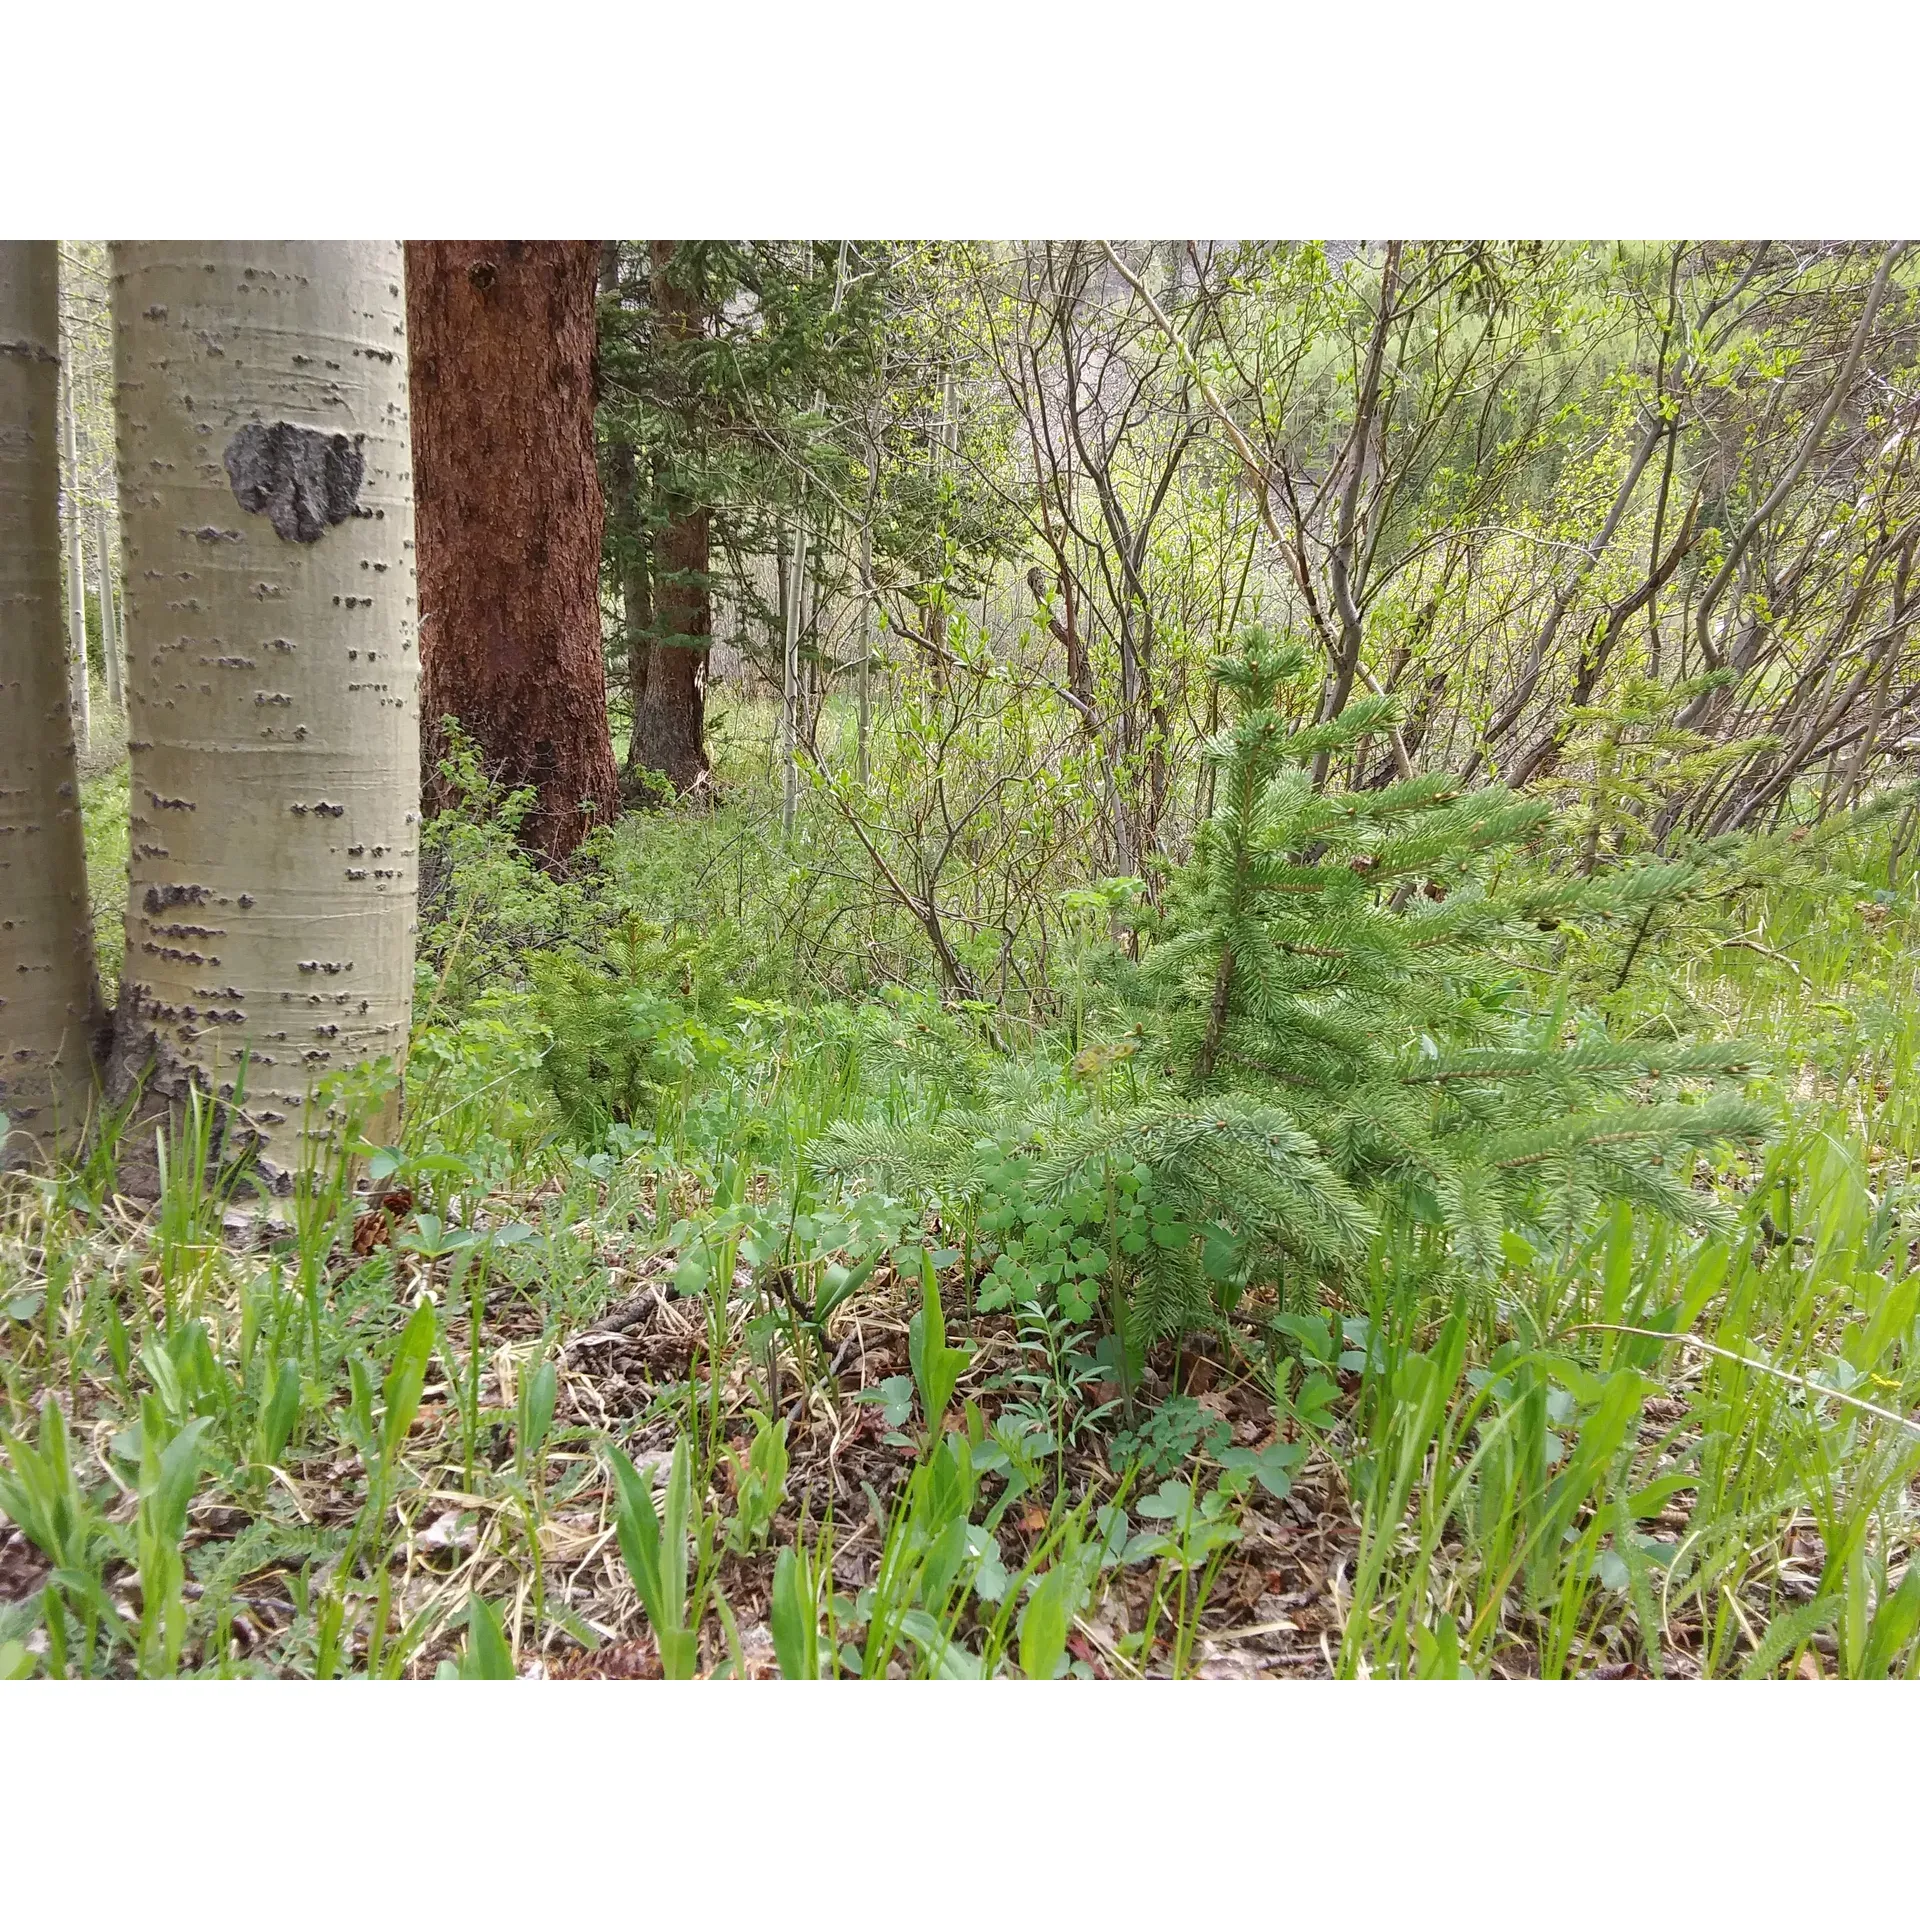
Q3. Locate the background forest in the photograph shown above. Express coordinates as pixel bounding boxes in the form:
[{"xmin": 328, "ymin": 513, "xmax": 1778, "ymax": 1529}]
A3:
[{"xmin": 7, "ymin": 237, "xmax": 1920, "ymax": 1681}]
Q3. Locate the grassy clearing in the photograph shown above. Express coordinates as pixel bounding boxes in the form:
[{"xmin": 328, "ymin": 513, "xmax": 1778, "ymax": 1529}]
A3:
[{"xmin": 4, "ymin": 713, "xmax": 1920, "ymax": 1680}]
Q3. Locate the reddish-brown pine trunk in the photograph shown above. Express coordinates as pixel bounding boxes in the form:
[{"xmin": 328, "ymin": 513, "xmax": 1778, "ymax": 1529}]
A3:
[
  {"xmin": 628, "ymin": 241, "xmax": 711, "ymax": 796},
  {"xmin": 407, "ymin": 240, "xmax": 619, "ymax": 860}
]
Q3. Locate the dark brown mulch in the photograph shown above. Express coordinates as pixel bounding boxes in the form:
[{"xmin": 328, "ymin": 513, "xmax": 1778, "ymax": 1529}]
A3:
[{"xmin": 0, "ymin": 1527, "xmax": 50, "ymax": 1608}]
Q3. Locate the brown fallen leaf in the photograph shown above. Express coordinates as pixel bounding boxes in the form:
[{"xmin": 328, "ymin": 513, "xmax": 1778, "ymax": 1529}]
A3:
[
  {"xmin": 351, "ymin": 1186, "xmax": 415, "ymax": 1257},
  {"xmin": 547, "ymin": 1637, "xmax": 665, "ymax": 1680}
]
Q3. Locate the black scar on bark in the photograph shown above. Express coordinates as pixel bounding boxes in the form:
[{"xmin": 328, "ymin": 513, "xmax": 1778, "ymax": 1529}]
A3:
[{"xmin": 223, "ymin": 423, "xmax": 366, "ymax": 544}]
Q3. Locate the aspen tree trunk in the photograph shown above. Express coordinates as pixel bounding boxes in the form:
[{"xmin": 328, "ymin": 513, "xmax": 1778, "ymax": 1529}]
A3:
[
  {"xmin": 61, "ymin": 361, "xmax": 90, "ymax": 754},
  {"xmin": 779, "ymin": 243, "xmax": 848, "ymax": 824},
  {"xmin": 94, "ymin": 499, "xmax": 122, "ymax": 711},
  {"xmin": 408, "ymin": 241, "xmax": 619, "ymax": 858},
  {"xmin": 920, "ymin": 371, "xmax": 955, "ymax": 683},
  {"xmin": 108, "ymin": 242, "xmax": 419, "ymax": 1192},
  {"xmin": 0, "ymin": 242, "xmax": 104, "ymax": 1167},
  {"xmin": 857, "ymin": 372, "xmax": 886, "ymax": 791}
]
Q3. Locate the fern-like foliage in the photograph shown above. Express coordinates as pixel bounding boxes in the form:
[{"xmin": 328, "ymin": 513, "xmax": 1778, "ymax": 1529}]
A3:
[{"xmin": 189, "ymin": 1521, "xmax": 352, "ymax": 1610}]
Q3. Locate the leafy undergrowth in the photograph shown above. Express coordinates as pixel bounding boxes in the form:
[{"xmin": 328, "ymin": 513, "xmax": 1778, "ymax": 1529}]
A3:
[
  {"xmin": 5, "ymin": 976, "xmax": 1920, "ymax": 1680},
  {"xmin": 7, "ymin": 737, "xmax": 1920, "ymax": 1679}
]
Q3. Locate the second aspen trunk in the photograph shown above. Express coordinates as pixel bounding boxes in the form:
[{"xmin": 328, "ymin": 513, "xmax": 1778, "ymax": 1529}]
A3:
[
  {"xmin": 109, "ymin": 242, "xmax": 420, "ymax": 1191},
  {"xmin": 0, "ymin": 242, "xmax": 105, "ymax": 1167}
]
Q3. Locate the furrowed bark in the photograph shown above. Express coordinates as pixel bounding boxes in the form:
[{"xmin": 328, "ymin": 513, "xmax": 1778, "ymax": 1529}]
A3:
[
  {"xmin": 108, "ymin": 242, "xmax": 419, "ymax": 1193},
  {"xmin": 0, "ymin": 242, "xmax": 105, "ymax": 1167},
  {"xmin": 407, "ymin": 241, "xmax": 618, "ymax": 858},
  {"xmin": 639, "ymin": 497, "xmax": 713, "ymax": 798}
]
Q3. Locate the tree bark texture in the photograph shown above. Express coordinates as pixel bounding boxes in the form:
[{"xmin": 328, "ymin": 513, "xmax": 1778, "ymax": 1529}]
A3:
[
  {"xmin": 628, "ymin": 241, "xmax": 711, "ymax": 797},
  {"xmin": 0, "ymin": 242, "xmax": 104, "ymax": 1167},
  {"xmin": 406, "ymin": 241, "xmax": 617, "ymax": 861},
  {"xmin": 109, "ymin": 242, "xmax": 419, "ymax": 1190},
  {"xmin": 95, "ymin": 499, "xmax": 122, "ymax": 711},
  {"xmin": 61, "ymin": 359, "xmax": 91, "ymax": 753}
]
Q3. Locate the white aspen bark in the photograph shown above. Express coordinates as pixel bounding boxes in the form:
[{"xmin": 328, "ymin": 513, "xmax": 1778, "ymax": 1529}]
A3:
[
  {"xmin": 109, "ymin": 243, "xmax": 418, "ymax": 1191},
  {"xmin": 61, "ymin": 360, "xmax": 90, "ymax": 753},
  {"xmin": 0, "ymin": 243, "xmax": 104, "ymax": 1167},
  {"xmin": 94, "ymin": 498, "xmax": 122, "ymax": 711}
]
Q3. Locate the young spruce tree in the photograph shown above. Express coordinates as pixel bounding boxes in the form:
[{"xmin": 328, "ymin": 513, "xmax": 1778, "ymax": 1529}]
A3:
[{"xmin": 828, "ymin": 631, "xmax": 1771, "ymax": 1345}]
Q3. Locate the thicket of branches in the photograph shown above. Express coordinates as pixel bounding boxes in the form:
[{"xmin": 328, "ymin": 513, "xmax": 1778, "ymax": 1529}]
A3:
[{"xmin": 595, "ymin": 239, "xmax": 1920, "ymax": 1001}]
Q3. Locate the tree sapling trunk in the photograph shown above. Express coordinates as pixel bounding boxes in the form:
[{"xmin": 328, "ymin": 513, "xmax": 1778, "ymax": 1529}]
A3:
[{"xmin": 0, "ymin": 241, "xmax": 105, "ymax": 1166}]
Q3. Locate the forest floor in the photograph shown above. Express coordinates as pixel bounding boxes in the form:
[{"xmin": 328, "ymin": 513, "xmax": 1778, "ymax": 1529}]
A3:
[{"xmin": 0, "ymin": 1181, "xmax": 1364, "ymax": 1680}]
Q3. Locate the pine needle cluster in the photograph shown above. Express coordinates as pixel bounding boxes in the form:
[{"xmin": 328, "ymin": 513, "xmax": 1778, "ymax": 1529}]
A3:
[{"xmin": 1116, "ymin": 632, "xmax": 1770, "ymax": 1285}]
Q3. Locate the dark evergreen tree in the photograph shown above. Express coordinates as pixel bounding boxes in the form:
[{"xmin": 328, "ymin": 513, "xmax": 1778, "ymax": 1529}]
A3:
[{"xmin": 595, "ymin": 242, "xmax": 1020, "ymax": 795}]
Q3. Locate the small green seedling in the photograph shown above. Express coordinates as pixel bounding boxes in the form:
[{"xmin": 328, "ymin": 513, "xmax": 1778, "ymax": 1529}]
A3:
[
  {"xmin": 607, "ymin": 1434, "xmax": 711, "ymax": 1679},
  {"xmin": 909, "ymin": 1248, "xmax": 969, "ymax": 1440},
  {"xmin": 725, "ymin": 1413, "xmax": 790, "ymax": 1556}
]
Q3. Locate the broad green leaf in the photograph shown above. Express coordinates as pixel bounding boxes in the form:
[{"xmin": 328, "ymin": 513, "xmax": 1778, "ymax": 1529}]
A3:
[
  {"xmin": 518, "ymin": 1360, "xmax": 558, "ymax": 1461},
  {"xmin": 606, "ymin": 1445, "xmax": 668, "ymax": 1627},
  {"xmin": 770, "ymin": 1546, "xmax": 817, "ymax": 1679},
  {"xmin": 380, "ymin": 1299, "xmax": 439, "ymax": 1468},
  {"xmin": 459, "ymin": 1594, "xmax": 517, "ymax": 1679},
  {"xmin": 257, "ymin": 1358, "xmax": 302, "ymax": 1465},
  {"xmin": 1862, "ymin": 1563, "xmax": 1920, "ymax": 1679},
  {"xmin": 1017, "ymin": 1563, "xmax": 1071, "ymax": 1680}
]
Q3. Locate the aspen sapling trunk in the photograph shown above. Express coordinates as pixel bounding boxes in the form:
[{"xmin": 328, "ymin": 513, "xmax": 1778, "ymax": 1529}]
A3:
[
  {"xmin": 781, "ymin": 519, "xmax": 805, "ymax": 832},
  {"xmin": 406, "ymin": 241, "xmax": 619, "ymax": 859},
  {"xmin": 109, "ymin": 242, "xmax": 419, "ymax": 1192},
  {"xmin": 61, "ymin": 360, "xmax": 90, "ymax": 754},
  {"xmin": 95, "ymin": 499, "xmax": 122, "ymax": 711},
  {"xmin": 0, "ymin": 243, "xmax": 105, "ymax": 1167}
]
